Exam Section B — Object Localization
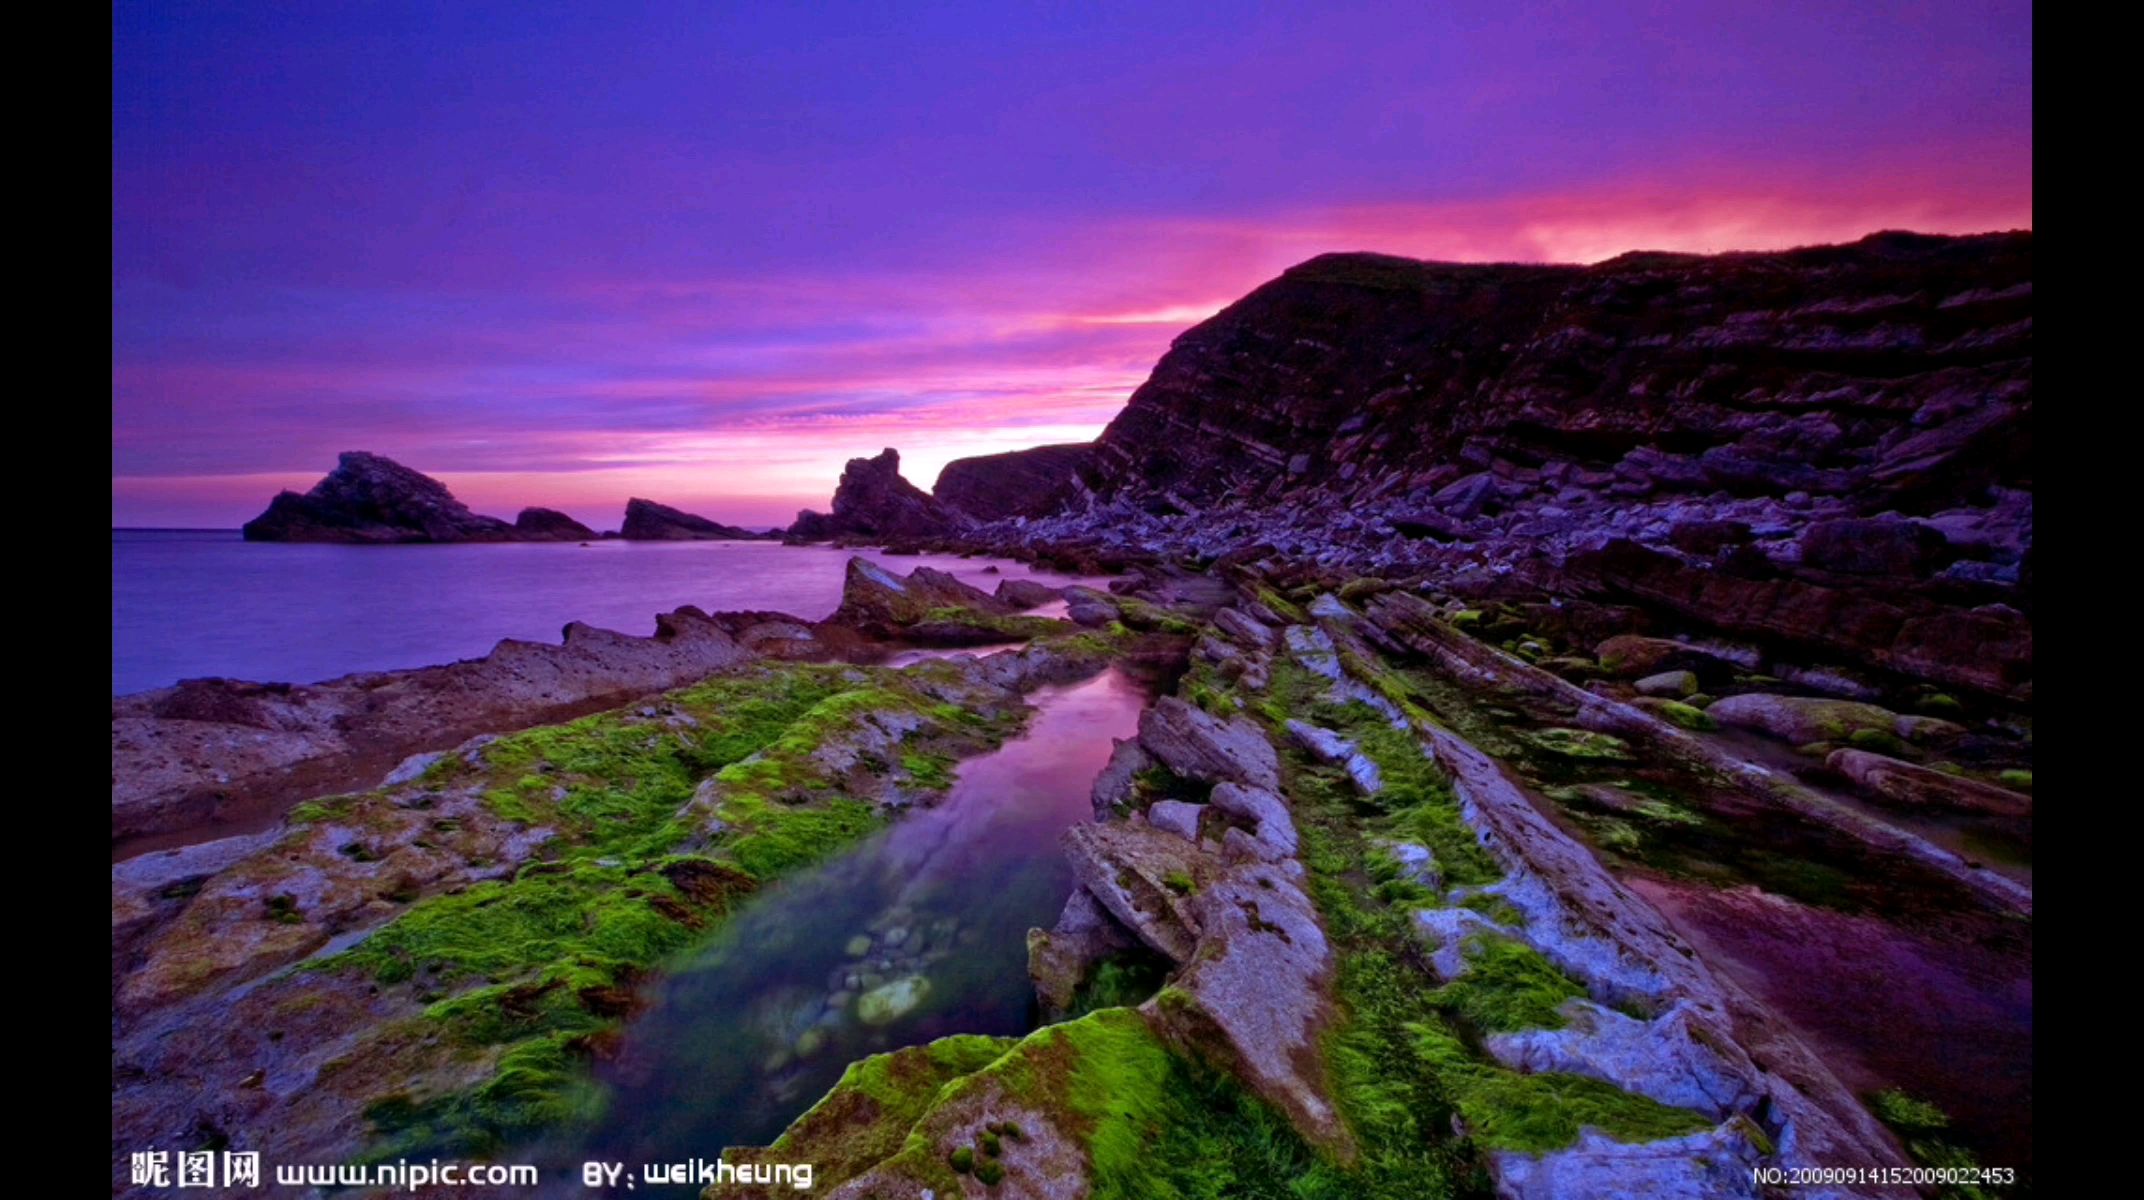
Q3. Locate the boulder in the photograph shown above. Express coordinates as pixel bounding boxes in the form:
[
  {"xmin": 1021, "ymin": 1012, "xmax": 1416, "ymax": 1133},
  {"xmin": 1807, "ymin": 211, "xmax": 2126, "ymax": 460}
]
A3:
[
  {"xmin": 993, "ymin": 578, "xmax": 1061, "ymax": 609},
  {"xmin": 1213, "ymin": 606, "xmax": 1279, "ymax": 651},
  {"xmin": 1147, "ymin": 860, "xmax": 1354, "ymax": 1157},
  {"xmin": 1209, "ymin": 782, "xmax": 1298, "ymax": 860},
  {"xmin": 1283, "ymin": 719, "xmax": 1383, "ymax": 795},
  {"xmin": 1063, "ymin": 586, "xmax": 1121, "ymax": 627},
  {"xmin": 1487, "ymin": 998, "xmax": 1759, "ymax": 1116},
  {"xmin": 1491, "ymin": 1125, "xmax": 1764, "ymax": 1200},
  {"xmin": 1595, "ymin": 635, "xmax": 1735, "ymax": 682},
  {"xmin": 828, "ymin": 557, "xmax": 1014, "ymax": 637},
  {"xmin": 1634, "ymin": 669, "xmax": 1699, "ymax": 698},
  {"xmin": 1707, "ymin": 694, "xmax": 1899, "ymax": 745},
  {"xmin": 1146, "ymin": 799, "xmax": 1206, "ymax": 841},
  {"xmin": 1061, "ymin": 821, "xmax": 1210, "ymax": 963},
  {"xmin": 1089, "ymin": 738, "xmax": 1154, "ymax": 816}
]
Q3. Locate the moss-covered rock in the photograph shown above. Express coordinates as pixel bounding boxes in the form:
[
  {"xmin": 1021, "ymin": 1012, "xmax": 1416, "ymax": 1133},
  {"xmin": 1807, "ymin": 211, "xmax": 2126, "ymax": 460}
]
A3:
[
  {"xmin": 1707, "ymin": 693, "xmax": 1899, "ymax": 745},
  {"xmin": 1523, "ymin": 728, "xmax": 1637, "ymax": 761},
  {"xmin": 1631, "ymin": 697, "xmax": 1718, "ymax": 732}
]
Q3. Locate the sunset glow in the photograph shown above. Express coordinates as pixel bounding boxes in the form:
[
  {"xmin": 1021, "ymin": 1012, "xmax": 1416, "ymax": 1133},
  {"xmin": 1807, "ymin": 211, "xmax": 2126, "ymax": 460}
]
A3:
[{"xmin": 114, "ymin": 2, "xmax": 2031, "ymax": 530}]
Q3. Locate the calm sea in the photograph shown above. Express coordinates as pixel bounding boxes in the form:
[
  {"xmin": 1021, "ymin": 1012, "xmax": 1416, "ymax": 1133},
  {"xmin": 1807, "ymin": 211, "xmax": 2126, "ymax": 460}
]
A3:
[{"xmin": 111, "ymin": 529, "xmax": 1096, "ymax": 696}]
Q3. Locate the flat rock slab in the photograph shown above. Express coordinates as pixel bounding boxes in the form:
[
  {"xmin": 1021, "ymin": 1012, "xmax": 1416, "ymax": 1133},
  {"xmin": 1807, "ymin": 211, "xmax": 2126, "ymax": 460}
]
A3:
[
  {"xmin": 1492, "ymin": 1126, "xmax": 1764, "ymax": 1200},
  {"xmin": 1061, "ymin": 820, "xmax": 1211, "ymax": 963},
  {"xmin": 1148, "ymin": 859, "xmax": 1353, "ymax": 1157},
  {"xmin": 1138, "ymin": 697, "xmax": 1281, "ymax": 791}
]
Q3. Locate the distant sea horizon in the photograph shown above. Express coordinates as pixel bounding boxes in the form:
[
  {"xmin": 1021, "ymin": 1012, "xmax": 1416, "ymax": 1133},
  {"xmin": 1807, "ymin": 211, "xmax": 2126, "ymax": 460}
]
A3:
[{"xmin": 110, "ymin": 530, "xmax": 1091, "ymax": 696}]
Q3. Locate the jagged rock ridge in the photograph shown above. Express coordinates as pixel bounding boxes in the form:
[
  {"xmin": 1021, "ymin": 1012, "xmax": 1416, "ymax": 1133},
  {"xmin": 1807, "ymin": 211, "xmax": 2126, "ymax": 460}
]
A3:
[
  {"xmin": 788, "ymin": 448, "xmax": 970, "ymax": 543},
  {"xmin": 241, "ymin": 451, "xmax": 524, "ymax": 543}
]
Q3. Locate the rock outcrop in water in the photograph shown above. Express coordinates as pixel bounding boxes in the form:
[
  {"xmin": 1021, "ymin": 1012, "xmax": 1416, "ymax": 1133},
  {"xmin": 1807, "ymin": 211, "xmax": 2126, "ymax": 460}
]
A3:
[
  {"xmin": 512, "ymin": 506, "xmax": 597, "ymax": 540},
  {"xmin": 620, "ymin": 497, "xmax": 769, "ymax": 540},
  {"xmin": 934, "ymin": 442, "xmax": 1094, "ymax": 521},
  {"xmin": 787, "ymin": 448, "xmax": 969, "ymax": 544},
  {"xmin": 241, "ymin": 451, "xmax": 525, "ymax": 543}
]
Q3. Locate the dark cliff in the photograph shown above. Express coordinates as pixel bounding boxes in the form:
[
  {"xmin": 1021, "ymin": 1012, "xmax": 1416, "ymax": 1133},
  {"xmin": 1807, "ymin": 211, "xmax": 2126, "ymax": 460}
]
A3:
[
  {"xmin": 788, "ymin": 448, "xmax": 968, "ymax": 542},
  {"xmin": 975, "ymin": 231, "xmax": 2033, "ymax": 700},
  {"xmin": 935, "ymin": 443, "xmax": 1094, "ymax": 521},
  {"xmin": 1085, "ymin": 232, "xmax": 2029, "ymax": 516}
]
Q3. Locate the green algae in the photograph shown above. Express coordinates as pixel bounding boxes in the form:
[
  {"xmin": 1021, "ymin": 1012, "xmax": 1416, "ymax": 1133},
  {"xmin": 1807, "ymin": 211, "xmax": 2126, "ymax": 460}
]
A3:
[
  {"xmin": 301, "ymin": 661, "xmax": 1023, "ymax": 1160},
  {"xmin": 1429, "ymin": 935, "xmax": 1586, "ymax": 1034}
]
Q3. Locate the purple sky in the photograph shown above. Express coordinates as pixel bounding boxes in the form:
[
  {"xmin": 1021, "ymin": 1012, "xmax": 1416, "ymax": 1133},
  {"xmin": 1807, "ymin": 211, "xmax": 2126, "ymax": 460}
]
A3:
[{"xmin": 113, "ymin": 1, "xmax": 2031, "ymax": 529}]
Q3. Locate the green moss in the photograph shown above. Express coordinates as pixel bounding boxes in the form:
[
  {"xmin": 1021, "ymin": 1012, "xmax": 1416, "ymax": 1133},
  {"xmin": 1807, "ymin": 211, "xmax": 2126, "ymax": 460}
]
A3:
[
  {"xmin": 1867, "ymin": 1089, "xmax": 2000, "ymax": 1200},
  {"xmin": 1255, "ymin": 587, "xmax": 1310, "ymax": 625},
  {"xmin": 725, "ymin": 797, "xmax": 882, "ymax": 880},
  {"xmin": 1646, "ymin": 699, "xmax": 1718, "ymax": 732},
  {"xmin": 1917, "ymin": 693, "xmax": 1965, "ymax": 716},
  {"xmin": 914, "ymin": 606, "xmax": 1070, "ymax": 641},
  {"xmin": 288, "ymin": 796, "xmax": 354, "ymax": 824},
  {"xmin": 1338, "ymin": 577, "xmax": 1391, "ymax": 603},
  {"xmin": 1067, "ymin": 954, "xmax": 1170, "ymax": 1019},
  {"xmin": 974, "ymin": 1159, "xmax": 1006, "ymax": 1186},
  {"xmin": 1408, "ymin": 1022, "xmax": 1711, "ymax": 1152},
  {"xmin": 1448, "ymin": 609, "xmax": 1484, "ymax": 629},
  {"xmin": 1522, "ymin": 728, "xmax": 1635, "ymax": 761},
  {"xmin": 1997, "ymin": 769, "xmax": 2032, "ymax": 789},
  {"xmin": 1163, "ymin": 870, "xmax": 1197, "ymax": 896},
  {"xmin": 1846, "ymin": 728, "xmax": 1911, "ymax": 757},
  {"xmin": 1429, "ymin": 935, "xmax": 1586, "ymax": 1033},
  {"xmin": 1869, "ymin": 1088, "xmax": 1948, "ymax": 1135},
  {"xmin": 748, "ymin": 1033, "xmax": 1016, "ymax": 1191},
  {"xmin": 980, "ymin": 1130, "xmax": 1003, "ymax": 1157},
  {"xmin": 1116, "ymin": 597, "xmax": 1201, "ymax": 636},
  {"xmin": 303, "ymin": 662, "xmax": 1015, "ymax": 1161}
]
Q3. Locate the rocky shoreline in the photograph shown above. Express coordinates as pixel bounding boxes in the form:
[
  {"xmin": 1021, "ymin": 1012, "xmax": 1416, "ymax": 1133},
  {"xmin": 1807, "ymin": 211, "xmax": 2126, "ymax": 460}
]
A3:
[{"xmin": 116, "ymin": 232, "xmax": 2030, "ymax": 1198}]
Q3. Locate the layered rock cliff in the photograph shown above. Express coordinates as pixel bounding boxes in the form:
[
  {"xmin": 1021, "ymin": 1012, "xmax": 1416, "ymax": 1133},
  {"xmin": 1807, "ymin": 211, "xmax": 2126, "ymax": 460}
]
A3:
[{"xmin": 952, "ymin": 231, "xmax": 2033, "ymax": 702}]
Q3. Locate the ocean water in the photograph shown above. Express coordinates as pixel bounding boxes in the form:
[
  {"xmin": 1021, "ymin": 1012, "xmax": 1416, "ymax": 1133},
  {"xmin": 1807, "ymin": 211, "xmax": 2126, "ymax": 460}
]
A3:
[
  {"xmin": 111, "ymin": 530, "xmax": 1101, "ymax": 696},
  {"xmin": 526, "ymin": 668, "xmax": 1150, "ymax": 1194}
]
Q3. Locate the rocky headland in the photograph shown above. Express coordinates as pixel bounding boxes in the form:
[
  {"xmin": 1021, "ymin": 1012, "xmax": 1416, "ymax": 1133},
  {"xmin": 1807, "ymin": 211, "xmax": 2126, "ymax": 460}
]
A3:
[
  {"xmin": 787, "ymin": 447, "xmax": 973, "ymax": 545},
  {"xmin": 119, "ymin": 231, "xmax": 2030, "ymax": 1198}
]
